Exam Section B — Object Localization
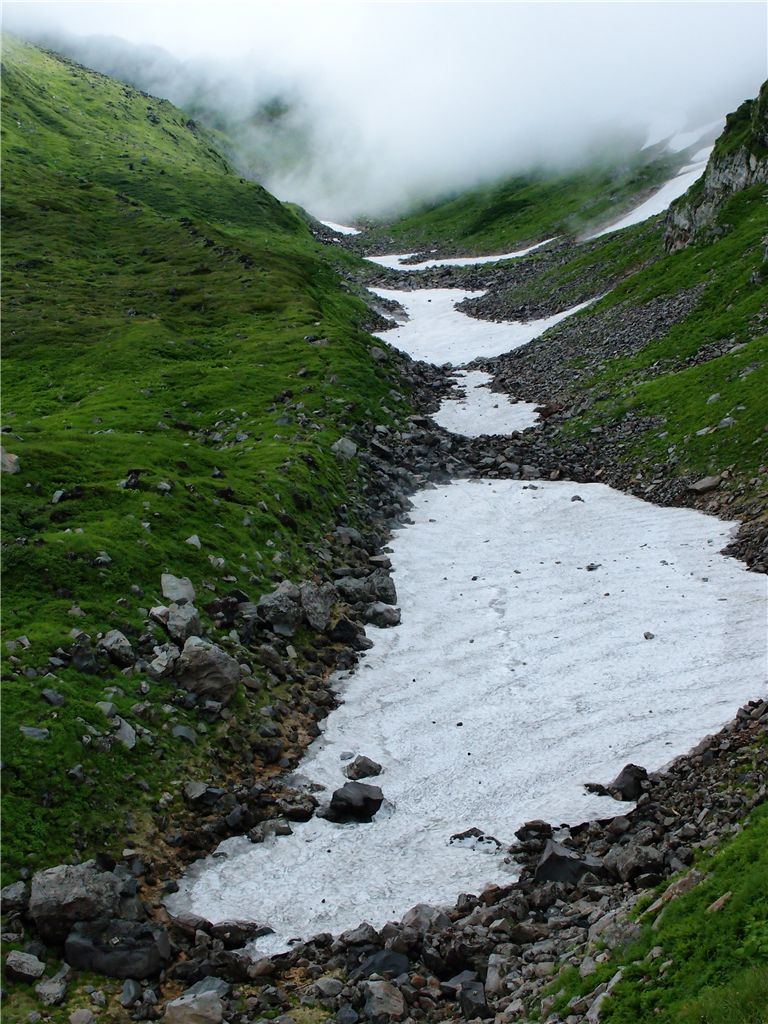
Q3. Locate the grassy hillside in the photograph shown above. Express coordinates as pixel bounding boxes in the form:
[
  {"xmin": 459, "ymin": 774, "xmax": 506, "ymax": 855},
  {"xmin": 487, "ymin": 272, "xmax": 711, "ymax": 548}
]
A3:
[
  {"xmin": 363, "ymin": 149, "xmax": 682, "ymax": 254},
  {"xmin": 1, "ymin": 36, "xmax": 406, "ymax": 876},
  {"xmin": 544, "ymin": 801, "xmax": 768, "ymax": 1024}
]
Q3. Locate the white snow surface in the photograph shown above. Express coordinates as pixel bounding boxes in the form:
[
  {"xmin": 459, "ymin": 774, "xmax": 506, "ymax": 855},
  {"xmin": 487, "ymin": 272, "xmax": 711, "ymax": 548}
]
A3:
[
  {"xmin": 168, "ymin": 480, "xmax": 766, "ymax": 953},
  {"xmin": 371, "ymin": 287, "xmax": 593, "ymax": 364},
  {"xmin": 664, "ymin": 120, "xmax": 723, "ymax": 153},
  {"xmin": 319, "ymin": 220, "xmax": 361, "ymax": 235},
  {"xmin": 433, "ymin": 371, "xmax": 539, "ymax": 436},
  {"xmin": 584, "ymin": 153, "xmax": 712, "ymax": 240},
  {"xmin": 366, "ymin": 239, "xmax": 553, "ymax": 272}
]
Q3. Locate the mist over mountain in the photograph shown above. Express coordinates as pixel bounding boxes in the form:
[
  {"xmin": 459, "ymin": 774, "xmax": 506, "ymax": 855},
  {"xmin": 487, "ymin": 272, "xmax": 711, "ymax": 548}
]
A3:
[{"xmin": 4, "ymin": 2, "xmax": 767, "ymax": 219}]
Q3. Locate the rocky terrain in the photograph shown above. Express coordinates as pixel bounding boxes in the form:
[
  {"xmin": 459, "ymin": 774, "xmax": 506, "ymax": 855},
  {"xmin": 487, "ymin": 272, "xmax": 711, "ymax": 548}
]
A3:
[{"xmin": 2, "ymin": 39, "xmax": 766, "ymax": 1024}]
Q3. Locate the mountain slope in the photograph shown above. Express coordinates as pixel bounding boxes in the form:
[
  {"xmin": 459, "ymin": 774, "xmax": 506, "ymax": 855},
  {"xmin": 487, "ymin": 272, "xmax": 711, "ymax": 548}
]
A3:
[{"xmin": 1, "ymin": 36, "xmax": 406, "ymax": 875}]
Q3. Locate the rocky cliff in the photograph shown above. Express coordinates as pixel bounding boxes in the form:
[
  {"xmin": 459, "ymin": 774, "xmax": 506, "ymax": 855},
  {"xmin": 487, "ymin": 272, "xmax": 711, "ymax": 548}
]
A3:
[{"xmin": 665, "ymin": 80, "xmax": 768, "ymax": 251}]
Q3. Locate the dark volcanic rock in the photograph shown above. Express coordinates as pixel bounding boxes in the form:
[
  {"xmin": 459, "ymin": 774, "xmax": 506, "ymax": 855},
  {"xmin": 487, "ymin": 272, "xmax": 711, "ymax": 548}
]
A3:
[
  {"xmin": 534, "ymin": 839, "xmax": 605, "ymax": 885},
  {"xmin": 325, "ymin": 782, "xmax": 384, "ymax": 823},
  {"xmin": 64, "ymin": 919, "xmax": 171, "ymax": 978}
]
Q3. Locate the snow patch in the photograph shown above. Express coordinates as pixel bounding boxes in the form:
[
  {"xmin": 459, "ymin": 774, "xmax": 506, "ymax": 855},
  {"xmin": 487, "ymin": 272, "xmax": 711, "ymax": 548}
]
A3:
[
  {"xmin": 371, "ymin": 287, "xmax": 593, "ymax": 364},
  {"xmin": 584, "ymin": 154, "xmax": 711, "ymax": 240},
  {"xmin": 319, "ymin": 220, "xmax": 361, "ymax": 235},
  {"xmin": 366, "ymin": 239, "xmax": 554, "ymax": 272},
  {"xmin": 433, "ymin": 371, "xmax": 538, "ymax": 436},
  {"xmin": 167, "ymin": 480, "xmax": 767, "ymax": 954}
]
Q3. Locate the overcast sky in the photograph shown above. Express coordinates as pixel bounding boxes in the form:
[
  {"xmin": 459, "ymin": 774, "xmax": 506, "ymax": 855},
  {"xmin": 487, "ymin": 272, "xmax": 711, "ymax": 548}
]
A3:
[{"xmin": 4, "ymin": 2, "xmax": 767, "ymax": 218}]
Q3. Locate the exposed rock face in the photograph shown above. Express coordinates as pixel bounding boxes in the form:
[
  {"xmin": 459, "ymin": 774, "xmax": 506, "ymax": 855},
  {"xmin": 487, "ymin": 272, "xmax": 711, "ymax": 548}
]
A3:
[
  {"xmin": 174, "ymin": 636, "xmax": 241, "ymax": 703},
  {"xmin": 97, "ymin": 629, "xmax": 135, "ymax": 666},
  {"xmin": 29, "ymin": 862, "xmax": 122, "ymax": 942},
  {"xmin": 665, "ymin": 82, "xmax": 768, "ymax": 251}
]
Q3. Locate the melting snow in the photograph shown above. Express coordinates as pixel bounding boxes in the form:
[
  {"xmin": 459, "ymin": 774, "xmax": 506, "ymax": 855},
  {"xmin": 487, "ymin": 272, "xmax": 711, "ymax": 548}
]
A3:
[
  {"xmin": 168, "ymin": 480, "xmax": 767, "ymax": 952},
  {"xmin": 584, "ymin": 150, "xmax": 712, "ymax": 240},
  {"xmin": 371, "ymin": 287, "xmax": 593, "ymax": 364},
  {"xmin": 433, "ymin": 371, "xmax": 538, "ymax": 436},
  {"xmin": 320, "ymin": 220, "xmax": 362, "ymax": 235},
  {"xmin": 366, "ymin": 239, "xmax": 554, "ymax": 272}
]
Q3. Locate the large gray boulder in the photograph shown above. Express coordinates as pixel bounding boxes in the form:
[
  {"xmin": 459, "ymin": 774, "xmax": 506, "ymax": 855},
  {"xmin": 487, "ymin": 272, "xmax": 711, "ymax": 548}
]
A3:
[
  {"xmin": 161, "ymin": 574, "xmax": 196, "ymax": 604},
  {"xmin": 167, "ymin": 603, "xmax": 202, "ymax": 643},
  {"xmin": 164, "ymin": 989, "xmax": 224, "ymax": 1024},
  {"xmin": 175, "ymin": 637, "xmax": 241, "ymax": 704},
  {"xmin": 534, "ymin": 840, "xmax": 605, "ymax": 886},
  {"xmin": 363, "ymin": 602, "xmax": 401, "ymax": 628},
  {"xmin": 363, "ymin": 979, "xmax": 406, "ymax": 1022},
  {"xmin": 65, "ymin": 919, "xmax": 171, "ymax": 978},
  {"xmin": 97, "ymin": 630, "xmax": 135, "ymax": 667},
  {"xmin": 299, "ymin": 581, "xmax": 337, "ymax": 632},
  {"xmin": 257, "ymin": 581, "xmax": 303, "ymax": 637},
  {"xmin": 29, "ymin": 862, "xmax": 122, "ymax": 942},
  {"xmin": 5, "ymin": 950, "xmax": 46, "ymax": 981}
]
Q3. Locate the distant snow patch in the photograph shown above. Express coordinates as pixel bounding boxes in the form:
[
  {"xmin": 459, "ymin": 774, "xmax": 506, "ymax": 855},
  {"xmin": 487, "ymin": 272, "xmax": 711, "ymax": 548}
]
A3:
[
  {"xmin": 584, "ymin": 149, "xmax": 712, "ymax": 240},
  {"xmin": 366, "ymin": 239, "xmax": 554, "ymax": 272},
  {"xmin": 320, "ymin": 220, "xmax": 361, "ymax": 235},
  {"xmin": 433, "ymin": 371, "xmax": 538, "ymax": 436}
]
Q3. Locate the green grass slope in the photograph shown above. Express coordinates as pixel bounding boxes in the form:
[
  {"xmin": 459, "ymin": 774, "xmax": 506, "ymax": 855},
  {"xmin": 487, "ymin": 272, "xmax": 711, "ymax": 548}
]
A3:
[
  {"xmin": 1, "ymin": 36, "xmax": 406, "ymax": 877},
  {"xmin": 363, "ymin": 149, "xmax": 681, "ymax": 254},
  {"xmin": 544, "ymin": 801, "xmax": 768, "ymax": 1024}
]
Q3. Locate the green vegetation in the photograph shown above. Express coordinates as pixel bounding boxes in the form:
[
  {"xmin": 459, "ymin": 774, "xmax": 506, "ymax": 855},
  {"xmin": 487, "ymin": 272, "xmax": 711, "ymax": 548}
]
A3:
[
  {"xmin": 1, "ymin": 36, "xmax": 406, "ymax": 877},
  {"xmin": 560, "ymin": 185, "xmax": 768, "ymax": 479},
  {"xmin": 365, "ymin": 150, "xmax": 681, "ymax": 254},
  {"xmin": 544, "ymin": 802, "xmax": 768, "ymax": 1024}
]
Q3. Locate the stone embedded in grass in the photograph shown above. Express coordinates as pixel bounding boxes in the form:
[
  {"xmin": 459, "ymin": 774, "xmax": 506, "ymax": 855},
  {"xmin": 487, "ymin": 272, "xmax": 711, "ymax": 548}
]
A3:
[
  {"xmin": 331, "ymin": 436, "xmax": 358, "ymax": 459},
  {"xmin": 5, "ymin": 950, "xmax": 46, "ymax": 981},
  {"xmin": 161, "ymin": 573, "xmax": 196, "ymax": 604},
  {"xmin": 688, "ymin": 474, "xmax": 722, "ymax": 494},
  {"xmin": 20, "ymin": 726, "xmax": 49, "ymax": 741},
  {"xmin": 97, "ymin": 629, "xmax": 135, "ymax": 666},
  {"xmin": 0, "ymin": 446, "xmax": 20, "ymax": 473},
  {"xmin": 185, "ymin": 534, "xmax": 202, "ymax": 549}
]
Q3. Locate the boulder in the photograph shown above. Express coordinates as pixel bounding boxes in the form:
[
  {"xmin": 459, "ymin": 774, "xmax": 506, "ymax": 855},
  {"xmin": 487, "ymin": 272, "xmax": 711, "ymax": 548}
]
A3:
[
  {"xmin": 459, "ymin": 980, "xmax": 492, "ymax": 1020},
  {"xmin": 363, "ymin": 980, "xmax": 406, "ymax": 1022},
  {"xmin": 586, "ymin": 763, "xmax": 648, "ymax": 801},
  {"xmin": 401, "ymin": 903, "xmax": 452, "ymax": 934},
  {"xmin": 5, "ymin": 950, "xmax": 46, "ymax": 981},
  {"xmin": 344, "ymin": 755, "xmax": 383, "ymax": 781},
  {"xmin": 161, "ymin": 574, "xmax": 196, "ymax": 604},
  {"xmin": 369, "ymin": 570, "xmax": 397, "ymax": 605},
  {"xmin": 257, "ymin": 582, "xmax": 303, "ymax": 637},
  {"xmin": 609, "ymin": 843, "xmax": 665, "ymax": 883},
  {"xmin": 167, "ymin": 603, "xmax": 202, "ymax": 643},
  {"xmin": 147, "ymin": 642, "xmax": 181, "ymax": 679},
  {"xmin": 164, "ymin": 989, "xmax": 223, "ymax": 1024},
  {"xmin": 97, "ymin": 630, "xmax": 135, "ymax": 667},
  {"xmin": 363, "ymin": 603, "xmax": 401, "ymax": 628},
  {"xmin": 326, "ymin": 782, "xmax": 384, "ymax": 823},
  {"xmin": 355, "ymin": 950, "xmax": 409, "ymax": 979},
  {"xmin": 29, "ymin": 862, "xmax": 121, "ymax": 942},
  {"xmin": 335, "ymin": 576, "xmax": 373, "ymax": 604},
  {"xmin": 1, "ymin": 446, "xmax": 20, "ymax": 474},
  {"xmin": 688, "ymin": 475, "xmax": 722, "ymax": 494},
  {"xmin": 35, "ymin": 965, "xmax": 70, "ymax": 1006},
  {"xmin": 534, "ymin": 840, "xmax": 605, "ymax": 885},
  {"xmin": 299, "ymin": 581, "xmax": 337, "ymax": 632},
  {"xmin": 175, "ymin": 636, "xmax": 240, "ymax": 703},
  {"xmin": 331, "ymin": 437, "xmax": 358, "ymax": 460},
  {"xmin": 65, "ymin": 919, "xmax": 171, "ymax": 978},
  {"xmin": 1, "ymin": 879, "xmax": 29, "ymax": 914}
]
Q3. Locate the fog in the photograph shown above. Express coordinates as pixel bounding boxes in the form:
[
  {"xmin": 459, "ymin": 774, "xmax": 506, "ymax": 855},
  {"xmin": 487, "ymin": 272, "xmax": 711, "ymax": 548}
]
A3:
[{"xmin": 4, "ymin": 2, "xmax": 766, "ymax": 219}]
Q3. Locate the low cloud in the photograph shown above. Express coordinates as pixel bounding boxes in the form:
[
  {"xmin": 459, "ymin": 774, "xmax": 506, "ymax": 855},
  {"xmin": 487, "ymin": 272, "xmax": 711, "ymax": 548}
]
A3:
[{"xmin": 5, "ymin": 1, "xmax": 766, "ymax": 219}]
